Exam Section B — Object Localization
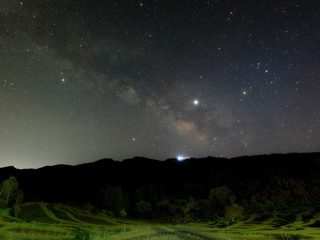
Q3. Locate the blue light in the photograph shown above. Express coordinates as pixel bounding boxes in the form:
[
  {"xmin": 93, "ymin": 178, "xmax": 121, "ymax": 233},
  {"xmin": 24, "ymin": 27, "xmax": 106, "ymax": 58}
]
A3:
[{"xmin": 177, "ymin": 155, "xmax": 186, "ymax": 161}]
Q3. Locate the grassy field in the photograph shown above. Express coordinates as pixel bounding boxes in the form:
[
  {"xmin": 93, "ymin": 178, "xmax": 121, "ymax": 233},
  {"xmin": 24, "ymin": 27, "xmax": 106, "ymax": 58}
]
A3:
[{"xmin": 0, "ymin": 202, "xmax": 319, "ymax": 240}]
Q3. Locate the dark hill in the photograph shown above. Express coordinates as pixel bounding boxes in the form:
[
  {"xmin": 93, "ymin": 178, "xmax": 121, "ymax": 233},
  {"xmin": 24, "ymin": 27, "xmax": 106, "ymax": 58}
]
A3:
[{"xmin": 0, "ymin": 152, "xmax": 320, "ymax": 205}]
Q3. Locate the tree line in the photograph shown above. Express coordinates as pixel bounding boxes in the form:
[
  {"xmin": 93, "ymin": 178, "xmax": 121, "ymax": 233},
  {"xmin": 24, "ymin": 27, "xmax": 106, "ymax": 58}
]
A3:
[
  {"xmin": 1, "ymin": 153, "xmax": 320, "ymax": 223},
  {"xmin": 92, "ymin": 176, "xmax": 319, "ymax": 223},
  {"xmin": 0, "ymin": 174, "xmax": 319, "ymax": 224}
]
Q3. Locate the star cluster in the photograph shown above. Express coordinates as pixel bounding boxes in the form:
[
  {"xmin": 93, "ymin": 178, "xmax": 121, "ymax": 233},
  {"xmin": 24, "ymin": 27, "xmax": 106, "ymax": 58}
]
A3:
[{"xmin": 0, "ymin": 0, "xmax": 319, "ymax": 168}]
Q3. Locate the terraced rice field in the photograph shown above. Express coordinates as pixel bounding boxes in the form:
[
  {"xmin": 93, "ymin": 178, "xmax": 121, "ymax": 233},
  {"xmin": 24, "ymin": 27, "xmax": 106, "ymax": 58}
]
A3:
[{"xmin": 0, "ymin": 202, "xmax": 319, "ymax": 240}]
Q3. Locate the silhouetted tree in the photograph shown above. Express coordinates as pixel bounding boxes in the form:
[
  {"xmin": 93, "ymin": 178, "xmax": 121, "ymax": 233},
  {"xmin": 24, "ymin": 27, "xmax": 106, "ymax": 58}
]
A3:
[
  {"xmin": 98, "ymin": 186, "xmax": 129, "ymax": 213},
  {"xmin": 200, "ymin": 186, "xmax": 237, "ymax": 218},
  {"xmin": 155, "ymin": 199, "xmax": 171, "ymax": 220},
  {"xmin": 0, "ymin": 176, "xmax": 23, "ymax": 207},
  {"xmin": 225, "ymin": 204, "xmax": 244, "ymax": 223},
  {"xmin": 209, "ymin": 186, "xmax": 236, "ymax": 206},
  {"xmin": 134, "ymin": 200, "xmax": 152, "ymax": 218},
  {"xmin": 262, "ymin": 177, "xmax": 310, "ymax": 203}
]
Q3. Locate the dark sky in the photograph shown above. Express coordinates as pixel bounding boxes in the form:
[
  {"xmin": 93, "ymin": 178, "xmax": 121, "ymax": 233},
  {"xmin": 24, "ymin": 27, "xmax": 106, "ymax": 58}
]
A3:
[{"xmin": 1, "ymin": 0, "xmax": 320, "ymax": 168}]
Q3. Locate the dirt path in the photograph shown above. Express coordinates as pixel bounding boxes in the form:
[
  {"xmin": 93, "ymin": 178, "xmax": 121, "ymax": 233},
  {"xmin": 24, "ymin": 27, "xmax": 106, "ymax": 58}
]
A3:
[{"xmin": 119, "ymin": 227, "xmax": 219, "ymax": 240}]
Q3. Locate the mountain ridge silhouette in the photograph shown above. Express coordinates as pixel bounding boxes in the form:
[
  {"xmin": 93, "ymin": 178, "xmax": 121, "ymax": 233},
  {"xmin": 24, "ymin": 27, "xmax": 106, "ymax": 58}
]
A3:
[{"xmin": 0, "ymin": 152, "xmax": 319, "ymax": 205}]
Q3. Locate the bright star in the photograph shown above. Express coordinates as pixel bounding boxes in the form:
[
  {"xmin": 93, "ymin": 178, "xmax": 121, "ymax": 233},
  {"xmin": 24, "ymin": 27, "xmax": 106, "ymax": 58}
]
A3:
[{"xmin": 193, "ymin": 99, "xmax": 199, "ymax": 105}]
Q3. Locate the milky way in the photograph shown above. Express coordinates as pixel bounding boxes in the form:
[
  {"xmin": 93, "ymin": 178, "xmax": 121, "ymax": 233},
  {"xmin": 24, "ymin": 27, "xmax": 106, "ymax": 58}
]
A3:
[{"xmin": 1, "ymin": 0, "xmax": 320, "ymax": 168}]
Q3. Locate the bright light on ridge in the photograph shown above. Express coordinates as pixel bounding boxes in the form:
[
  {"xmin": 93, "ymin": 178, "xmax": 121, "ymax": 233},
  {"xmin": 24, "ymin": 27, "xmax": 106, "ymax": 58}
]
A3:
[{"xmin": 177, "ymin": 155, "xmax": 186, "ymax": 161}]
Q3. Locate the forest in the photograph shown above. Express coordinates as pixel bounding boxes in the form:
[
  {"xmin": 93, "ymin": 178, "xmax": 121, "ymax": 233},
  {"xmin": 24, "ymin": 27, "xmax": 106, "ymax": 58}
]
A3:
[{"xmin": 1, "ymin": 152, "xmax": 320, "ymax": 224}]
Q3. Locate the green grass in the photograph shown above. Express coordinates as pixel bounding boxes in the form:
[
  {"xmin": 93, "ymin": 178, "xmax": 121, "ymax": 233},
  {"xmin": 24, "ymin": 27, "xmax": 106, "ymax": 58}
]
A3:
[{"xmin": 0, "ymin": 202, "xmax": 320, "ymax": 240}]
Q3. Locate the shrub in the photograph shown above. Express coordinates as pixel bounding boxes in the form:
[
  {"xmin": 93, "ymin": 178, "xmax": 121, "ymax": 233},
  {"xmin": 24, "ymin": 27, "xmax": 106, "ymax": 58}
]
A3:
[
  {"xmin": 225, "ymin": 204, "xmax": 244, "ymax": 222},
  {"xmin": 134, "ymin": 200, "xmax": 152, "ymax": 218}
]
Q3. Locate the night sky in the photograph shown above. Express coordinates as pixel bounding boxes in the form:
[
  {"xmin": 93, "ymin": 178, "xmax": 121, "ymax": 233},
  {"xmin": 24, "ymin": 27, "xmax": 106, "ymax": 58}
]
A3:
[{"xmin": 1, "ymin": 0, "xmax": 320, "ymax": 168}]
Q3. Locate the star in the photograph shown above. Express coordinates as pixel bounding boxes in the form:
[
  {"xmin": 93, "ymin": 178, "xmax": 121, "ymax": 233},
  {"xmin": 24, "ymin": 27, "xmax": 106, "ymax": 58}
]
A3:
[{"xmin": 193, "ymin": 99, "xmax": 199, "ymax": 106}]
